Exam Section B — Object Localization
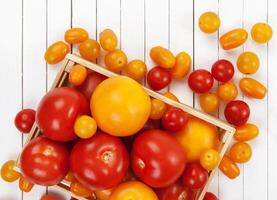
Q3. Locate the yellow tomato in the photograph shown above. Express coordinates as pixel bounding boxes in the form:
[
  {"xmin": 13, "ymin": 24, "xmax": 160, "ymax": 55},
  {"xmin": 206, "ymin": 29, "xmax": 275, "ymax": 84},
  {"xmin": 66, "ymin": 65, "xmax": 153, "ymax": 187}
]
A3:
[
  {"xmin": 149, "ymin": 98, "xmax": 167, "ymax": 120},
  {"xmin": 74, "ymin": 115, "xmax": 97, "ymax": 139},
  {"xmin": 91, "ymin": 76, "xmax": 151, "ymax": 137},
  {"xmin": 1, "ymin": 160, "xmax": 21, "ymax": 182},
  {"xmin": 19, "ymin": 176, "xmax": 34, "ymax": 193},
  {"xmin": 199, "ymin": 93, "xmax": 219, "ymax": 113},
  {"xmin": 125, "ymin": 59, "xmax": 147, "ymax": 81},
  {"xmin": 69, "ymin": 64, "xmax": 88, "ymax": 86},
  {"xmin": 105, "ymin": 49, "xmax": 128, "ymax": 73},
  {"xmin": 95, "ymin": 188, "xmax": 114, "ymax": 200},
  {"xmin": 217, "ymin": 82, "xmax": 238, "ymax": 101},
  {"xmin": 64, "ymin": 28, "xmax": 88, "ymax": 44},
  {"xmin": 237, "ymin": 51, "xmax": 260, "ymax": 75},
  {"xmin": 44, "ymin": 41, "xmax": 69, "ymax": 64},
  {"xmin": 99, "ymin": 29, "xmax": 118, "ymax": 51},
  {"xmin": 234, "ymin": 123, "xmax": 259, "ymax": 142},
  {"xmin": 174, "ymin": 117, "xmax": 219, "ymax": 163},
  {"xmin": 79, "ymin": 39, "xmax": 101, "ymax": 61},
  {"xmin": 230, "ymin": 142, "xmax": 252, "ymax": 163},
  {"xmin": 70, "ymin": 181, "xmax": 93, "ymax": 198},
  {"xmin": 200, "ymin": 149, "xmax": 220, "ymax": 171},
  {"xmin": 251, "ymin": 23, "xmax": 273, "ymax": 43},
  {"xmin": 109, "ymin": 181, "xmax": 158, "ymax": 200},
  {"xmin": 220, "ymin": 28, "xmax": 248, "ymax": 50},
  {"xmin": 199, "ymin": 12, "xmax": 220, "ymax": 33},
  {"xmin": 239, "ymin": 77, "xmax": 267, "ymax": 99},
  {"xmin": 170, "ymin": 52, "xmax": 191, "ymax": 79},
  {"xmin": 150, "ymin": 46, "xmax": 175, "ymax": 69}
]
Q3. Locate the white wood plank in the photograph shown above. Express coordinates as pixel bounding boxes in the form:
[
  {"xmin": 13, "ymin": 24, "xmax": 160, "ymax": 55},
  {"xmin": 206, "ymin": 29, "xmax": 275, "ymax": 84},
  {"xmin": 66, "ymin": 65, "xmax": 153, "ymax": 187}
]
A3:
[
  {"xmin": 0, "ymin": 0, "xmax": 22, "ymax": 199},
  {"xmin": 194, "ymin": 0, "xmax": 219, "ymax": 196},
  {"xmin": 243, "ymin": 0, "xmax": 268, "ymax": 200},
  {"xmin": 22, "ymin": 0, "xmax": 48, "ymax": 198}
]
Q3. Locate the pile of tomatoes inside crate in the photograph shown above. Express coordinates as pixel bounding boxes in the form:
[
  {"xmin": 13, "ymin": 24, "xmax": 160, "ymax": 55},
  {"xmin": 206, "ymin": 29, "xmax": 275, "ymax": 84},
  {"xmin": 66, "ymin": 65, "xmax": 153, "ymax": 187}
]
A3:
[{"xmin": 1, "ymin": 11, "xmax": 272, "ymax": 200}]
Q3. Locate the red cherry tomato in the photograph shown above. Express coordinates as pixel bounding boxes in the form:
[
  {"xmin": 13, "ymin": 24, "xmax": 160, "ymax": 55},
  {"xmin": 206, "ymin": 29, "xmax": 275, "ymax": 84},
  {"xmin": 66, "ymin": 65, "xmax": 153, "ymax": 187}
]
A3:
[
  {"xmin": 203, "ymin": 192, "xmax": 218, "ymax": 200},
  {"xmin": 182, "ymin": 163, "xmax": 208, "ymax": 190},
  {"xmin": 131, "ymin": 129, "xmax": 186, "ymax": 188},
  {"xmin": 14, "ymin": 109, "xmax": 35, "ymax": 133},
  {"xmin": 162, "ymin": 107, "xmax": 189, "ymax": 132},
  {"xmin": 224, "ymin": 100, "xmax": 250, "ymax": 126},
  {"xmin": 211, "ymin": 59, "xmax": 234, "ymax": 82},
  {"xmin": 20, "ymin": 136, "xmax": 69, "ymax": 186},
  {"xmin": 70, "ymin": 132, "xmax": 129, "ymax": 191},
  {"xmin": 188, "ymin": 69, "xmax": 214, "ymax": 93},
  {"xmin": 36, "ymin": 87, "xmax": 89, "ymax": 141},
  {"xmin": 147, "ymin": 66, "xmax": 172, "ymax": 91}
]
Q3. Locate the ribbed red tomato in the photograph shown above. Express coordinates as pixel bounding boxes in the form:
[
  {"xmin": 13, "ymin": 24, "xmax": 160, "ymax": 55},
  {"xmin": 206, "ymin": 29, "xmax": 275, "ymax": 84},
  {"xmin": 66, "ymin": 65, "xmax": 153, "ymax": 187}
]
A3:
[{"xmin": 188, "ymin": 69, "xmax": 214, "ymax": 93}]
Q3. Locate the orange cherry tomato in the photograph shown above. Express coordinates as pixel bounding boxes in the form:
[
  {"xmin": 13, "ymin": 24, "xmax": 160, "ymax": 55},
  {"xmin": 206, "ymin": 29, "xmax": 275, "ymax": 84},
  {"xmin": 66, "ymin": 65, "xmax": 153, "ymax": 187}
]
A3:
[
  {"xmin": 163, "ymin": 91, "xmax": 180, "ymax": 103},
  {"xmin": 220, "ymin": 28, "xmax": 248, "ymax": 50},
  {"xmin": 217, "ymin": 82, "xmax": 238, "ymax": 101},
  {"xmin": 149, "ymin": 98, "xmax": 167, "ymax": 120},
  {"xmin": 234, "ymin": 123, "xmax": 259, "ymax": 142},
  {"xmin": 125, "ymin": 59, "xmax": 147, "ymax": 81},
  {"xmin": 230, "ymin": 142, "xmax": 252, "ymax": 163},
  {"xmin": 95, "ymin": 188, "xmax": 114, "ymax": 200},
  {"xmin": 239, "ymin": 77, "xmax": 267, "ymax": 99},
  {"xmin": 69, "ymin": 64, "xmax": 88, "ymax": 86},
  {"xmin": 74, "ymin": 115, "xmax": 97, "ymax": 139},
  {"xmin": 79, "ymin": 39, "xmax": 101, "ymax": 62},
  {"xmin": 44, "ymin": 41, "xmax": 70, "ymax": 64},
  {"xmin": 70, "ymin": 181, "xmax": 93, "ymax": 198},
  {"xmin": 64, "ymin": 170, "xmax": 75, "ymax": 182},
  {"xmin": 40, "ymin": 194, "xmax": 58, "ymax": 200},
  {"xmin": 1, "ymin": 160, "xmax": 21, "ymax": 182},
  {"xmin": 150, "ymin": 46, "xmax": 176, "ymax": 69},
  {"xmin": 199, "ymin": 12, "xmax": 220, "ymax": 34},
  {"xmin": 199, "ymin": 93, "xmax": 219, "ymax": 113},
  {"xmin": 99, "ymin": 29, "xmax": 118, "ymax": 51},
  {"xmin": 19, "ymin": 176, "xmax": 34, "ymax": 193},
  {"xmin": 170, "ymin": 52, "xmax": 191, "ymax": 79},
  {"xmin": 64, "ymin": 28, "xmax": 88, "ymax": 44},
  {"xmin": 105, "ymin": 49, "xmax": 128, "ymax": 73},
  {"xmin": 200, "ymin": 149, "xmax": 220, "ymax": 171},
  {"xmin": 109, "ymin": 181, "xmax": 158, "ymax": 200},
  {"xmin": 219, "ymin": 155, "xmax": 240, "ymax": 179},
  {"xmin": 237, "ymin": 51, "xmax": 260, "ymax": 75},
  {"xmin": 251, "ymin": 23, "xmax": 273, "ymax": 43}
]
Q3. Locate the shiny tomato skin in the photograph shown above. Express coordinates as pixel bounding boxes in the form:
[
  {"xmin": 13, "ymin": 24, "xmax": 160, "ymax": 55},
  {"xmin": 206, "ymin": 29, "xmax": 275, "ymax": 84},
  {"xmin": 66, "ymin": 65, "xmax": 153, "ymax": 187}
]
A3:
[
  {"xmin": 14, "ymin": 109, "xmax": 35, "ymax": 133},
  {"xmin": 131, "ymin": 129, "xmax": 186, "ymax": 188},
  {"xmin": 36, "ymin": 87, "xmax": 89, "ymax": 142},
  {"xmin": 203, "ymin": 192, "xmax": 218, "ymax": 200},
  {"xmin": 188, "ymin": 69, "xmax": 214, "ymax": 93},
  {"xmin": 147, "ymin": 66, "xmax": 172, "ymax": 91},
  {"xmin": 182, "ymin": 163, "xmax": 209, "ymax": 190},
  {"xmin": 211, "ymin": 59, "xmax": 234, "ymax": 82},
  {"xmin": 224, "ymin": 100, "xmax": 250, "ymax": 126},
  {"xmin": 162, "ymin": 107, "xmax": 189, "ymax": 132},
  {"xmin": 70, "ymin": 131, "xmax": 129, "ymax": 191},
  {"xmin": 20, "ymin": 136, "xmax": 69, "ymax": 186}
]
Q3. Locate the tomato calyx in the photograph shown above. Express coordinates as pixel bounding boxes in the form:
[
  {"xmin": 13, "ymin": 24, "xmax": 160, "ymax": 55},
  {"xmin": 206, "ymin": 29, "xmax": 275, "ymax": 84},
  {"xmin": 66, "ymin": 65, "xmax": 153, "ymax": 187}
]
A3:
[{"xmin": 102, "ymin": 151, "xmax": 113, "ymax": 164}]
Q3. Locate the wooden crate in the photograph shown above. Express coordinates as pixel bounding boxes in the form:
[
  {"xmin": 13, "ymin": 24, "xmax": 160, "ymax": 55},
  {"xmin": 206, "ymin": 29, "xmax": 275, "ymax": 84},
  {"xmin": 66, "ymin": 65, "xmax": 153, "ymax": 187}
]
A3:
[{"xmin": 15, "ymin": 54, "xmax": 235, "ymax": 200}]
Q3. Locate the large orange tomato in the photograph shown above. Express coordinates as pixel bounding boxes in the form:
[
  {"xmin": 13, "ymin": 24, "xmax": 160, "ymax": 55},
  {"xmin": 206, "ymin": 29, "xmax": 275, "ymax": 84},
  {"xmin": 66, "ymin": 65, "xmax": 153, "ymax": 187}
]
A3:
[
  {"xmin": 109, "ymin": 181, "xmax": 158, "ymax": 200},
  {"xmin": 175, "ymin": 117, "xmax": 219, "ymax": 163},
  {"xmin": 91, "ymin": 76, "xmax": 151, "ymax": 136}
]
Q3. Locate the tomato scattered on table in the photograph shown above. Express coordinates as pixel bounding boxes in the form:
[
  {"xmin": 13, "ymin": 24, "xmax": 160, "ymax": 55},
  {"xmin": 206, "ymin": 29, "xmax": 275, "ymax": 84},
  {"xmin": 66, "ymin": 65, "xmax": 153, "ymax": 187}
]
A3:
[
  {"xmin": 188, "ymin": 69, "xmax": 214, "ymax": 93},
  {"xmin": 14, "ymin": 108, "xmax": 35, "ymax": 133},
  {"xmin": 147, "ymin": 66, "xmax": 172, "ymax": 91}
]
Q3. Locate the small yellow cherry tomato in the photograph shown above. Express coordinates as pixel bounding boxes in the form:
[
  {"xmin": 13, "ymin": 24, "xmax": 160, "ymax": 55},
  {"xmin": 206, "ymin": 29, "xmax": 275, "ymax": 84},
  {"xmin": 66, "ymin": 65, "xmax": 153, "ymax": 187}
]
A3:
[
  {"xmin": 230, "ymin": 142, "xmax": 252, "ymax": 163},
  {"xmin": 105, "ymin": 49, "xmax": 128, "ymax": 73},
  {"xmin": 234, "ymin": 123, "xmax": 259, "ymax": 142},
  {"xmin": 220, "ymin": 28, "xmax": 248, "ymax": 50},
  {"xmin": 170, "ymin": 52, "xmax": 191, "ymax": 79},
  {"xmin": 163, "ymin": 91, "xmax": 180, "ymax": 102},
  {"xmin": 74, "ymin": 115, "xmax": 97, "ymax": 139},
  {"xmin": 150, "ymin": 46, "xmax": 176, "ymax": 69},
  {"xmin": 217, "ymin": 82, "xmax": 238, "ymax": 101},
  {"xmin": 64, "ymin": 28, "xmax": 88, "ymax": 44},
  {"xmin": 44, "ymin": 41, "xmax": 70, "ymax": 64},
  {"xmin": 199, "ymin": 12, "xmax": 220, "ymax": 33},
  {"xmin": 199, "ymin": 93, "xmax": 219, "ymax": 113},
  {"xmin": 19, "ymin": 176, "xmax": 34, "ymax": 193},
  {"xmin": 95, "ymin": 188, "xmax": 114, "ymax": 200},
  {"xmin": 219, "ymin": 155, "xmax": 240, "ymax": 179},
  {"xmin": 99, "ymin": 29, "xmax": 118, "ymax": 51},
  {"xmin": 237, "ymin": 51, "xmax": 260, "ymax": 75},
  {"xmin": 69, "ymin": 64, "xmax": 88, "ymax": 86},
  {"xmin": 70, "ymin": 181, "xmax": 93, "ymax": 198},
  {"xmin": 1, "ymin": 160, "xmax": 21, "ymax": 182},
  {"xmin": 79, "ymin": 39, "xmax": 101, "ymax": 62},
  {"xmin": 239, "ymin": 77, "xmax": 267, "ymax": 99},
  {"xmin": 149, "ymin": 98, "xmax": 167, "ymax": 120},
  {"xmin": 125, "ymin": 59, "xmax": 147, "ymax": 81},
  {"xmin": 251, "ymin": 23, "xmax": 273, "ymax": 43},
  {"xmin": 200, "ymin": 149, "xmax": 220, "ymax": 171},
  {"xmin": 64, "ymin": 170, "xmax": 75, "ymax": 182}
]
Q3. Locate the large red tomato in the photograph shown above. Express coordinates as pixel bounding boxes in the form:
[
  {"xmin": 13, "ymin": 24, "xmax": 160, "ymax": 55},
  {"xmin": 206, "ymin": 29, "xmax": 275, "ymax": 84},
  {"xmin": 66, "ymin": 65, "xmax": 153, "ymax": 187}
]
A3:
[
  {"xmin": 70, "ymin": 132, "xmax": 129, "ymax": 191},
  {"xmin": 131, "ymin": 129, "xmax": 186, "ymax": 188},
  {"xmin": 20, "ymin": 136, "xmax": 69, "ymax": 186},
  {"xmin": 36, "ymin": 87, "xmax": 89, "ymax": 141}
]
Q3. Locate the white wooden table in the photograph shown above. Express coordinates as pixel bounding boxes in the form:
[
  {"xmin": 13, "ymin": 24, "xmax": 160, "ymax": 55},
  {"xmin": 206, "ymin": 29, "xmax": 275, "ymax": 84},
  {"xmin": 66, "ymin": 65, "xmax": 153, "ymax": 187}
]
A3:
[{"xmin": 0, "ymin": 0, "xmax": 276, "ymax": 200}]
